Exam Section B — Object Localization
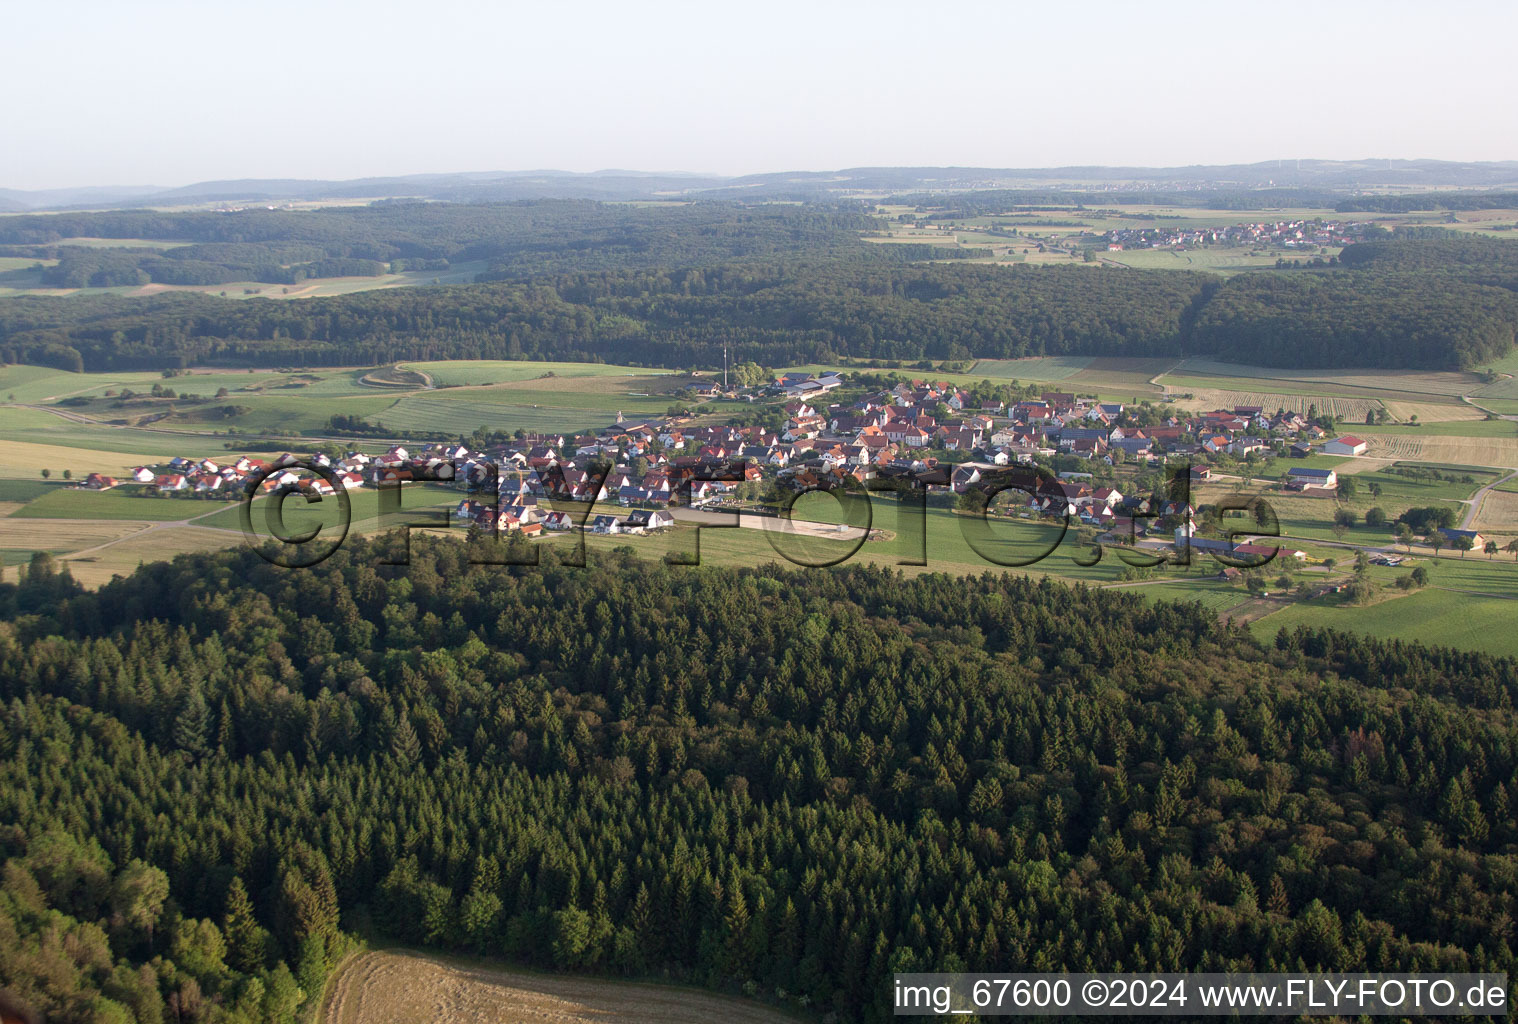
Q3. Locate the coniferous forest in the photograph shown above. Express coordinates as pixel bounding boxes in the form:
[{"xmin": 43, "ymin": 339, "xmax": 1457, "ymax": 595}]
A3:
[{"xmin": 1, "ymin": 537, "xmax": 1516, "ymax": 1022}]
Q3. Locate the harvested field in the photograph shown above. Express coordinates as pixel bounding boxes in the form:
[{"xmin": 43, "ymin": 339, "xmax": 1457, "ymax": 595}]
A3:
[
  {"xmin": 1472, "ymin": 489, "xmax": 1518, "ymax": 533},
  {"xmin": 320, "ymin": 950, "xmax": 798, "ymax": 1024},
  {"xmin": 1065, "ymin": 357, "xmax": 1174, "ymax": 394},
  {"xmin": 1172, "ymin": 359, "xmax": 1483, "ymax": 397},
  {"xmin": 1382, "ymin": 401, "xmax": 1487, "ymax": 423},
  {"xmin": 1334, "ymin": 458, "xmax": 1395, "ymax": 475},
  {"xmin": 491, "ymin": 373, "xmax": 686, "ymax": 397},
  {"xmin": 405, "ymin": 361, "xmax": 672, "ymax": 388},
  {"xmin": 59, "ymin": 524, "xmax": 243, "ymax": 588},
  {"xmin": 1362, "ymin": 434, "xmax": 1518, "ymax": 469},
  {"xmin": 0, "ymin": 518, "xmax": 150, "ymax": 552},
  {"xmin": 1169, "ymin": 388, "xmax": 1381, "ymax": 421},
  {"xmin": 0, "ymin": 439, "xmax": 152, "ymax": 477}
]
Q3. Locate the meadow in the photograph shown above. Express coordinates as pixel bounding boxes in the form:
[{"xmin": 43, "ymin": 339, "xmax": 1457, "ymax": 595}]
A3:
[
  {"xmin": 0, "ymin": 361, "xmax": 694, "ymax": 445},
  {"xmin": 1161, "ymin": 358, "xmax": 1482, "ymax": 398},
  {"xmin": 11, "ymin": 486, "xmax": 237, "ymax": 521},
  {"xmin": 1194, "ymin": 466, "xmax": 1496, "ymax": 545},
  {"xmin": 1249, "ymin": 587, "xmax": 1518, "ymax": 657}
]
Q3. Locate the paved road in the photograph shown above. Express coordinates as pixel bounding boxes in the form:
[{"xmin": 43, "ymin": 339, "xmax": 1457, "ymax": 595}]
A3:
[{"xmin": 1460, "ymin": 469, "xmax": 1518, "ymax": 530}]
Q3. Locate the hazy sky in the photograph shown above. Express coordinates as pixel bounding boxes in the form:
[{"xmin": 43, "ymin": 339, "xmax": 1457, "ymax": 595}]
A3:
[{"xmin": 7, "ymin": 0, "xmax": 1516, "ymax": 190}]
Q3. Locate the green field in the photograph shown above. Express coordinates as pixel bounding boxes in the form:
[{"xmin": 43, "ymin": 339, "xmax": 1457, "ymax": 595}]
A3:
[
  {"xmin": 374, "ymin": 390, "xmax": 668, "ymax": 436},
  {"xmin": 406, "ymin": 360, "xmax": 678, "ymax": 387},
  {"xmin": 1250, "ymin": 587, "xmax": 1518, "ymax": 657},
  {"xmin": 1198, "ymin": 466, "xmax": 1491, "ymax": 545},
  {"xmin": 1162, "ymin": 358, "xmax": 1481, "ymax": 399},
  {"xmin": 1108, "ymin": 578, "xmax": 1252, "ymax": 612},
  {"xmin": 1364, "ymin": 553, "xmax": 1518, "ymax": 596},
  {"xmin": 1471, "ymin": 349, "xmax": 1518, "ymax": 399},
  {"xmin": 0, "ymin": 479, "xmax": 58, "ymax": 503},
  {"xmin": 0, "ymin": 407, "xmax": 228, "ymax": 461},
  {"xmin": 969, "ymin": 356, "xmax": 1092, "ymax": 381},
  {"xmin": 192, "ymin": 482, "xmax": 460, "ymax": 535},
  {"xmin": 10, "ymin": 487, "xmax": 236, "ymax": 522},
  {"xmin": 0, "ymin": 361, "xmax": 699, "ymax": 443}
]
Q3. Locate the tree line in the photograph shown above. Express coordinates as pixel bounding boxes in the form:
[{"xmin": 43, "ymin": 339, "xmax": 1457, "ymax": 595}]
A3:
[
  {"xmin": 0, "ymin": 538, "xmax": 1516, "ymax": 1022},
  {"xmin": 1, "ymin": 206, "xmax": 1517, "ymax": 371}
]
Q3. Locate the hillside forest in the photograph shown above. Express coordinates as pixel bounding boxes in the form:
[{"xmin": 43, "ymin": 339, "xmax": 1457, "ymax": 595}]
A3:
[{"xmin": 1, "ymin": 539, "xmax": 1515, "ymax": 1022}]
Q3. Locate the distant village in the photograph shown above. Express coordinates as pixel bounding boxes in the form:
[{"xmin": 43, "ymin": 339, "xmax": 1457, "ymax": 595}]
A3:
[
  {"xmin": 70, "ymin": 369, "xmax": 1378, "ymax": 552},
  {"xmin": 1100, "ymin": 218, "xmax": 1369, "ymax": 253}
]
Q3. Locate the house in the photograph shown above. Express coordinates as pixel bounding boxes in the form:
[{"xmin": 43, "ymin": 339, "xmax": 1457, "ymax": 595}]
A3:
[
  {"xmin": 1323, "ymin": 435, "xmax": 1368, "ymax": 457},
  {"xmin": 1091, "ymin": 486, "xmax": 1123, "ymax": 512},
  {"xmin": 1289, "ymin": 442, "xmax": 1313, "ymax": 458},
  {"xmin": 83, "ymin": 473, "xmax": 119, "ymax": 490},
  {"xmin": 1439, "ymin": 528, "xmax": 1486, "ymax": 551},
  {"xmin": 1287, "ymin": 466, "xmax": 1337, "ymax": 489},
  {"xmin": 1110, "ymin": 437, "xmax": 1154, "ymax": 457},
  {"xmin": 899, "ymin": 426, "xmax": 930, "ymax": 448},
  {"xmin": 591, "ymin": 515, "xmax": 622, "ymax": 535},
  {"xmin": 624, "ymin": 509, "xmax": 674, "ymax": 531},
  {"xmin": 130, "ymin": 466, "xmax": 156, "ymax": 484},
  {"xmin": 542, "ymin": 511, "xmax": 576, "ymax": 531}
]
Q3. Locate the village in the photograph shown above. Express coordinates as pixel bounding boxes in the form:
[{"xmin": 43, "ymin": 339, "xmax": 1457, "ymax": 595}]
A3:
[
  {"xmin": 57, "ymin": 368, "xmax": 1442, "ymax": 567},
  {"xmin": 1099, "ymin": 217, "xmax": 1369, "ymax": 254}
]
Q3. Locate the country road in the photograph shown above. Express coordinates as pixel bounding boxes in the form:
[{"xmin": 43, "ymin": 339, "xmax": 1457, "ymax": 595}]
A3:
[{"xmin": 1460, "ymin": 469, "xmax": 1518, "ymax": 530}]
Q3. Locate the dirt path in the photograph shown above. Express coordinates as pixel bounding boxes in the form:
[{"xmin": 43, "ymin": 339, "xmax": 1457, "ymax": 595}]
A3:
[
  {"xmin": 320, "ymin": 949, "xmax": 798, "ymax": 1024},
  {"xmin": 16, "ymin": 499, "xmax": 250, "ymax": 571}
]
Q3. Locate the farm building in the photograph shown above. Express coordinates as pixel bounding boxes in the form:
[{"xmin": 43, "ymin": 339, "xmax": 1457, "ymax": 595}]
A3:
[
  {"xmin": 1184, "ymin": 536, "xmax": 1307, "ymax": 562},
  {"xmin": 1323, "ymin": 435, "xmax": 1368, "ymax": 456},
  {"xmin": 1287, "ymin": 466, "xmax": 1337, "ymax": 489}
]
